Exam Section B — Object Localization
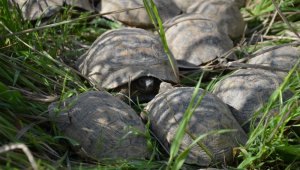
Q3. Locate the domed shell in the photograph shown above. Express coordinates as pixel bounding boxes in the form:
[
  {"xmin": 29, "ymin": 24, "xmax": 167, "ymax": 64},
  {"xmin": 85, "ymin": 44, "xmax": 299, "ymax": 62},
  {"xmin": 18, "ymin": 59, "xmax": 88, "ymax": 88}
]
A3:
[
  {"xmin": 186, "ymin": 0, "xmax": 245, "ymax": 39},
  {"xmin": 98, "ymin": 0, "xmax": 181, "ymax": 28},
  {"xmin": 76, "ymin": 28, "xmax": 179, "ymax": 90},
  {"xmin": 48, "ymin": 91, "xmax": 150, "ymax": 160},
  {"xmin": 172, "ymin": 0, "xmax": 245, "ymax": 12},
  {"xmin": 164, "ymin": 13, "xmax": 236, "ymax": 67},
  {"xmin": 213, "ymin": 69, "xmax": 292, "ymax": 132},
  {"xmin": 144, "ymin": 86, "xmax": 247, "ymax": 166},
  {"xmin": 9, "ymin": 0, "xmax": 62, "ymax": 20},
  {"xmin": 247, "ymin": 46, "xmax": 300, "ymax": 78},
  {"xmin": 9, "ymin": 0, "xmax": 97, "ymax": 20}
]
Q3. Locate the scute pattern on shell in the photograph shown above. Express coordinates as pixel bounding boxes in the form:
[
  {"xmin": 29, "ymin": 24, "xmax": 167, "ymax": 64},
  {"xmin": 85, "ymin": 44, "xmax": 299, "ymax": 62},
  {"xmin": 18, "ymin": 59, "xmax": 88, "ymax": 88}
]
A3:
[
  {"xmin": 186, "ymin": 0, "xmax": 245, "ymax": 39},
  {"xmin": 98, "ymin": 0, "xmax": 180, "ymax": 28},
  {"xmin": 164, "ymin": 13, "xmax": 236, "ymax": 66},
  {"xmin": 172, "ymin": 0, "xmax": 246, "ymax": 12},
  {"xmin": 9, "ymin": 0, "xmax": 62, "ymax": 20},
  {"xmin": 248, "ymin": 46, "xmax": 300, "ymax": 78},
  {"xmin": 145, "ymin": 87, "xmax": 247, "ymax": 166},
  {"xmin": 48, "ymin": 91, "xmax": 149, "ymax": 159},
  {"xmin": 213, "ymin": 69, "xmax": 293, "ymax": 132},
  {"xmin": 76, "ymin": 28, "xmax": 179, "ymax": 89},
  {"xmin": 9, "ymin": 0, "xmax": 98, "ymax": 20}
]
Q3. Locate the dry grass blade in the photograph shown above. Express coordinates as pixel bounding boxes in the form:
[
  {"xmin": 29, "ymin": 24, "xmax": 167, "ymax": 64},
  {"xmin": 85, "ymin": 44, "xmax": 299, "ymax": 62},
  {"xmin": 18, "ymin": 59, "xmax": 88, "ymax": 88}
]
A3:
[
  {"xmin": 263, "ymin": 0, "xmax": 282, "ymax": 35},
  {"xmin": 0, "ymin": 143, "xmax": 38, "ymax": 170},
  {"xmin": 261, "ymin": 35, "xmax": 300, "ymax": 41},
  {"xmin": 271, "ymin": 0, "xmax": 300, "ymax": 39},
  {"xmin": 0, "ymin": 7, "xmax": 144, "ymax": 39},
  {"xmin": 9, "ymin": 86, "xmax": 59, "ymax": 102},
  {"xmin": 236, "ymin": 41, "xmax": 300, "ymax": 63},
  {"xmin": 224, "ymin": 62, "xmax": 290, "ymax": 72},
  {"xmin": 0, "ymin": 21, "xmax": 97, "ymax": 90}
]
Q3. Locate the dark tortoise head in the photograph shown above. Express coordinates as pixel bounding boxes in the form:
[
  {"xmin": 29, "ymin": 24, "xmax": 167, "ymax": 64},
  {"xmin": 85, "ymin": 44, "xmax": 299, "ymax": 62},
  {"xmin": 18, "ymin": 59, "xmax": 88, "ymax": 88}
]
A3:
[
  {"xmin": 115, "ymin": 76, "xmax": 161, "ymax": 103},
  {"xmin": 135, "ymin": 77, "xmax": 157, "ymax": 93}
]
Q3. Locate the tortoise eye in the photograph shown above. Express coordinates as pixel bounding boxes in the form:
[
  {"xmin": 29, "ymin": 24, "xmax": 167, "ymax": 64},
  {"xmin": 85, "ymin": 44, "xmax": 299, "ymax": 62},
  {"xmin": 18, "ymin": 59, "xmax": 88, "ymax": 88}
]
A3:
[{"xmin": 136, "ymin": 77, "xmax": 154, "ymax": 91}]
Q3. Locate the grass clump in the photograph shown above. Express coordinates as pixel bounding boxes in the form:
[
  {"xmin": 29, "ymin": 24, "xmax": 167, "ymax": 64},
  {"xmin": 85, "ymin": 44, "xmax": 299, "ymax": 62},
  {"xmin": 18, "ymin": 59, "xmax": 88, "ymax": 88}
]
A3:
[{"xmin": 238, "ymin": 60, "xmax": 300, "ymax": 169}]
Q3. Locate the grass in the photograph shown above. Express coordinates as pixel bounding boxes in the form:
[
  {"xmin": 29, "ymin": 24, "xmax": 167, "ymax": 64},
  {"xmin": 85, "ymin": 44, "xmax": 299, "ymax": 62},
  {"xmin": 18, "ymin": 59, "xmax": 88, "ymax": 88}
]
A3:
[
  {"xmin": 238, "ymin": 60, "xmax": 300, "ymax": 169},
  {"xmin": 0, "ymin": 0, "xmax": 300, "ymax": 169}
]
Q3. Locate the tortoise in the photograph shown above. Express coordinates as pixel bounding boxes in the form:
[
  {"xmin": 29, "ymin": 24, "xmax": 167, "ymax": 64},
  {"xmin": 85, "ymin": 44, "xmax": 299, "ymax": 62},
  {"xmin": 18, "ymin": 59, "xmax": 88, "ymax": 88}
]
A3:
[
  {"xmin": 247, "ymin": 46, "xmax": 300, "ymax": 78},
  {"xmin": 9, "ymin": 0, "xmax": 98, "ymax": 20},
  {"xmin": 143, "ymin": 83, "xmax": 248, "ymax": 166},
  {"xmin": 186, "ymin": 0, "xmax": 245, "ymax": 39},
  {"xmin": 171, "ymin": 0, "xmax": 246, "ymax": 13},
  {"xmin": 75, "ymin": 28, "xmax": 179, "ymax": 103},
  {"xmin": 48, "ymin": 91, "xmax": 150, "ymax": 160},
  {"xmin": 9, "ymin": 0, "xmax": 62, "ymax": 20},
  {"xmin": 213, "ymin": 69, "xmax": 293, "ymax": 133},
  {"xmin": 97, "ymin": 0, "xmax": 181, "ymax": 28},
  {"xmin": 163, "ymin": 13, "xmax": 236, "ymax": 68}
]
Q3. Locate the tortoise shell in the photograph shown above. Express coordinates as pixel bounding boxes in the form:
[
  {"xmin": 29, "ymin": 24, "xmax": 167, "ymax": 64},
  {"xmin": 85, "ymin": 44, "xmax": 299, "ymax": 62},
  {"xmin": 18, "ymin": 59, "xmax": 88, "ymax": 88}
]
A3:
[
  {"xmin": 186, "ymin": 0, "xmax": 245, "ymax": 39},
  {"xmin": 48, "ymin": 91, "xmax": 150, "ymax": 160},
  {"xmin": 10, "ymin": 0, "xmax": 98, "ymax": 20},
  {"xmin": 76, "ymin": 28, "xmax": 179, "ymax": 102},
  {"xmin": 164, "ymin": 13, "xmax": 236, "ymax": 67},
  {"xmin": 172, "ymin": 0, "xmax": 245, "ymax": 12},
  {"xmin": 213, "ymin": 69, "xmax": 293, "ymax": 132},
  {"xmin": 247, "ymin": 46, "xmax": 300, "ymax": 78},
  {"xmin": 144, "ymin": 84, "xmax": 247, "ymax": 166},
  {"xmin": 9, "ymin": 0, "xmax": 62, "ymax": 20},
  {"xmin": 97, "ymin": 0, "xmax": 181, "ymax": 28}
]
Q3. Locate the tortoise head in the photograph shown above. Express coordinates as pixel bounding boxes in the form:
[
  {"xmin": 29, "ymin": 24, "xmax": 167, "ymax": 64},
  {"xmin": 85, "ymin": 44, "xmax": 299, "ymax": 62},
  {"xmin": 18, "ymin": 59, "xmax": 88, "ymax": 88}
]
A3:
[
  {"xmin": 135, "ymin": 77, "xmax": 157, "ymax": 93},
  {"xmin": 115, "ymin": 76, "xmax": 161, "ymax": 103},
  {"xmin": 130, "ymin": 76, "xmax": 161, "ymax": 103}
]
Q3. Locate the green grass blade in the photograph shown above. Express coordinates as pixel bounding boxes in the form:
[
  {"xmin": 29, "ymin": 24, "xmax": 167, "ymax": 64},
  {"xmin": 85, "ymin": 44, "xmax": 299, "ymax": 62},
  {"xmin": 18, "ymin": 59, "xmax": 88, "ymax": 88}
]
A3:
[
  {"xmin": 142, "ymin": 0, "xmax": 179, "ymax": 82},
  {"xmin": 238, "ymin": 58, "xmax": 300, "ymax": 169},
  {"xmin": 166, "ymin": 73, "xmax": 204, "ymax": 169},
  {"xmin": 173, "ymin": 129, "xmax": 235, "ymax": 170}
]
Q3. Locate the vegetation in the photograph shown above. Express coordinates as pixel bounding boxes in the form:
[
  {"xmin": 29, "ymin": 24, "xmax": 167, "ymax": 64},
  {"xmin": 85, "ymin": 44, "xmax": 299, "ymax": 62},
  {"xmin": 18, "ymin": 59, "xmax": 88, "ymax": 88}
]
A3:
[{"xmin": 0, "ymin": 0, "xmax": 299, "ymax": 169}]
